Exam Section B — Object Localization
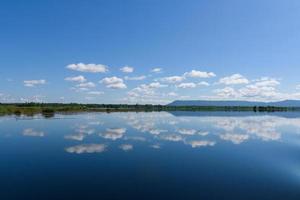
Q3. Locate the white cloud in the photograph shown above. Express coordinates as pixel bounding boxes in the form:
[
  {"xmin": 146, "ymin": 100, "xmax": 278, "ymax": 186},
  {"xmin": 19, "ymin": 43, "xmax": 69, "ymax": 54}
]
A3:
[
  {"xmin": 161, "ymin": 76, "xmax": 185, "ymax": 83},
  {"xmin": 76, "ymin": 82, "xmax": 96, "ymax": 88},
  {"xmin": 253, "ymin": 77, "xmax": 280, "ymax": 87},
  {"xmin": 198, "ymin": 81, "xmax": 210, "ymax": 86},
  {"xmin": 65, "ymin": 75, "xmax": 86, "ymax": 83},
  {"xmin": 120, "ymin": 66, "xmax": 134, "ymax": 73},
  {"xmin": 238, "ymin": 77, "xmax": 280, "ymax": 99},
  {"xmin": 218, "ymin": 74, "xmax": 249, "ymax": 85},
  {"xmin": 20, "ymin": 95, "xmax": 45, "ymax": 103},
  {"xmin": 176, "ymin": 82, "xmax": 197, "ymax": 89},
  {"xmin": 66, "ymin": 63, "xmax": 108, "ymax": 73},
  {"xmin": 24, "ymin": 80, "xmax": 46, "ymax": 87},
  {"xmin": 147, "ymin": 82, "xmax": 167, "ymax": 89},
  {"xmin": 184, "ymin": 70, "xmax": 216, "ymax": 78},
  {"xmin": 151, "ymin": 68, "xmax": 162, "ymax": 73},
  {"xmin": 23, "ymin": 128, "xmax": 44, "ymax": 137},
  {"xmin": 124, "ymin": 75, "xmax": 146, "ymax": 81},
  {"xmin": 239, "ymin": 85, "xmax": 278, "ymax": 99},
  {"xmin": 129, "ymin": 82, "xmax": 167, "ymax": 97},
  {"xmin": 296, "ymin": 85, "xmax": 300, "ymax": 90},
  {"xmin": 65, "ymin": 144, "xmax": 107, "ymax": 154},
  {"xmin": 100, "ymin": 76, "xmax": 127, "ymax": 89},
  {"xmin": 214, "ymin": 87, "xmax": 238, "ymax": 98},
  {"xmin": 87, "ymin": 91, "xmax": 104, "ymax": 95}
]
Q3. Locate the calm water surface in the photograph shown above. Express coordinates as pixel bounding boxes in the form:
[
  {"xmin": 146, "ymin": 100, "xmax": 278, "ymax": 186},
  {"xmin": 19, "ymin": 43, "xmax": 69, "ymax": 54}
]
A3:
[{"xmin": 1, "ymin": 111, "xmax": 300, "ymax": 200}]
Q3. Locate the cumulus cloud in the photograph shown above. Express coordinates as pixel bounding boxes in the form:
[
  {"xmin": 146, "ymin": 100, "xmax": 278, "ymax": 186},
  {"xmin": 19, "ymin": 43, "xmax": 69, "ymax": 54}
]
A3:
[
  {"xmin": 239, "ymin": 77, "xmax": 280, "ymax": 99},
  {"xmin": 65, "ymin": 144, "xmax": 107, "ymax": 154},
  {"xmin": 120, "ymin": 66, "xmax": 134, "ymax": 73},
  {"xmin": 76, "ymin": 82, "xmax": 96, "ymax": 88},
  {"xmin": 126, "ymin": 82, "xmax": 168, "ymax": 101},
  {"xmin": 66, "ymin": 63, "xmax": 108, "ymax": 73},
  {"xmin": 218, "ymin": 74, "xmax": 249, "ymax": 85},
  {"xmin": 24, "ymin": 80, "xmax": 46, "ymax": 87},
  {"xmin": 124, "ymin": 75, "xmax": 146, "ymax": 81},
  {"xmin": 65, "ymin": 75, "xmax": 86, "ymax": 83},
  {"xmin": 253, "ymin": 77, "xmax": 280, "ymax": 87},
  {"xmin": 161, "ymin": 76, "xmax": 185, "ymax": 83},
  {"xmin": 100, "ymin": 76, "xmax": 127, "ymax": 89},
  {"xmin": 23, "ymin": 128, "xmax": 44, "ymax": 137},
  {"xmin": 184, "ymin": 70, "xmax": 216, "ymax": 78},
  {"xmin": 214, "ymin": 87, "xmax": 238, "ymax": 98},
  {"xmin": 151, "ymin": 68, "xmax": 162, "ymax": 73},
  {"xmin": 176, "ymin": 82, "xmax": 197, "ymax": 89},
  {"xmin": 198, "ymin": 81, "xmax": 210, "ymax": 86},
  {"xmin": 87, "ymin": 91, "xmax": 104, "ymax": 95}
]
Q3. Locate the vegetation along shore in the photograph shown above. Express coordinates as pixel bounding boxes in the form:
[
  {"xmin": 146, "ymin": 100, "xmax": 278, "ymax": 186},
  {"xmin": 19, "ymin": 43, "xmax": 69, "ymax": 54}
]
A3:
[{"xmin": 0, "ymin": 103, "xmax": 299, "ymax": 117}]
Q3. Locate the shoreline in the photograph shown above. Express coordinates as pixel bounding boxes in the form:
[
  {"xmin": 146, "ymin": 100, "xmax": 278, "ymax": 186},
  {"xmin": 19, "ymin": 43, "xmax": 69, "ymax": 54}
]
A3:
[{"xmin": 1, "ymin": 103, "xmax": 300, "ymax": 117}]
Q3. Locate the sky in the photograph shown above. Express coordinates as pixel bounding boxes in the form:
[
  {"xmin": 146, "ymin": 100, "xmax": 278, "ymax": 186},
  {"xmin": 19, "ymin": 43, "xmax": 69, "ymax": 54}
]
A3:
[{"xmin": 1, "ymin": 0, "xmax": 300, "ymax": 104}]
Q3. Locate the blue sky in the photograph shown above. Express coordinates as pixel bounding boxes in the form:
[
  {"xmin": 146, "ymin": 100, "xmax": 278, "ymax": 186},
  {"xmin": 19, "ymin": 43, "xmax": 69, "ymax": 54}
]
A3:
[{"xmin": 1, "ymin": 0, "xmax": 300, "ymax": 104}]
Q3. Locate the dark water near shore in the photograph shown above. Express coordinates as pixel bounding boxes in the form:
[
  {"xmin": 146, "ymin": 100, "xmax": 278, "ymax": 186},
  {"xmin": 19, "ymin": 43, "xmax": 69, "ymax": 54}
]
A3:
[{"xmin": 0, "ymin": 112, "xmax": 300, "ymax": 200}]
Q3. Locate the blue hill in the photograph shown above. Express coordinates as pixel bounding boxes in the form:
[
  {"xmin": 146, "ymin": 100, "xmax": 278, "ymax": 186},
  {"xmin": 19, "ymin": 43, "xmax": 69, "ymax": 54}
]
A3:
[{"xmin": 168, "ymin": 100, "xmax": 300, "ymax": 107}]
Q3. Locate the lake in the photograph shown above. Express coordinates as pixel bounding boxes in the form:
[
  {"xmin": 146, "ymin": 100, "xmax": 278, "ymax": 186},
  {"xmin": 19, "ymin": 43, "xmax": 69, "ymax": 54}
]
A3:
[{"xmin": 1, "ymin": 111, "xmax": 300, "ymax": 200}]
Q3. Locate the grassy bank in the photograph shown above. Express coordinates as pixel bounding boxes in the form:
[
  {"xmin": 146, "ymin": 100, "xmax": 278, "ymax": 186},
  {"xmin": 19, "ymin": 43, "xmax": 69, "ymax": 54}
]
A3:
[{"xmin": 0, "ymin": 103, "xmax": 299, "ymax": 117}]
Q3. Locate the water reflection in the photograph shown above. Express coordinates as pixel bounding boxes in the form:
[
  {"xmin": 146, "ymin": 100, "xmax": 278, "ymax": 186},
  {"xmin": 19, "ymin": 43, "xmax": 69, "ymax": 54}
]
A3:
[
  {"xmin": 2, "ymin": 112, "xmax": 300, "ymax": 199},
  {"xmin": 61, "ymin": 112, "xmax": 300, "ymax": 153},
  {"xmin": 3, "ymin": 112, "xmax": 300, "ymax": 153}
]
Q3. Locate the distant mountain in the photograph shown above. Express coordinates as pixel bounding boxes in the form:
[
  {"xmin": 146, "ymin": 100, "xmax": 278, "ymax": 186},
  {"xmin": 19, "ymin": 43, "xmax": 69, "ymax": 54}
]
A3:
[{"xmin": 168, "ymin": 100, "xmax": 300, "ymax": 107}]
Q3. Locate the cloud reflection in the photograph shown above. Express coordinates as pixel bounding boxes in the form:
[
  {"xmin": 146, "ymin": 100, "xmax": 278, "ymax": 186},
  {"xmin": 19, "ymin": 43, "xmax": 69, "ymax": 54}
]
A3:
[
  {"xmin": 65, "ymin": 144, "xmax": 107, "ymax": 154},
  {"xmin": 23, "ymin": 128, "xmax": 44, "ymax": 137},
  {"xmin": 99, "ymin": 128, "xmax": 126, "ymax": 140},
  {"xmin": 119, "ymin": 144, "xmax": 133, "ymax": 151}
]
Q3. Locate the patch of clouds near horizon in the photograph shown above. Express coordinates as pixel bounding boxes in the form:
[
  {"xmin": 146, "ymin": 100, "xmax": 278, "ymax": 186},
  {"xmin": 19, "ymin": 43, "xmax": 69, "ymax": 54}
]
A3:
[
  {"xmin": 184, "ymin": 70, "xmax": 216, "ymax": 78},
  {"xmin": 218, "ymin": 74, "xmax": 249, "ymax": 85},
  {"xmin": 176, "ymin": 82, "xmax": 197, "ymax": 89},
  {"xmin": 100, "ymin": 76, "xmax": 127, "ymax": 89}
]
